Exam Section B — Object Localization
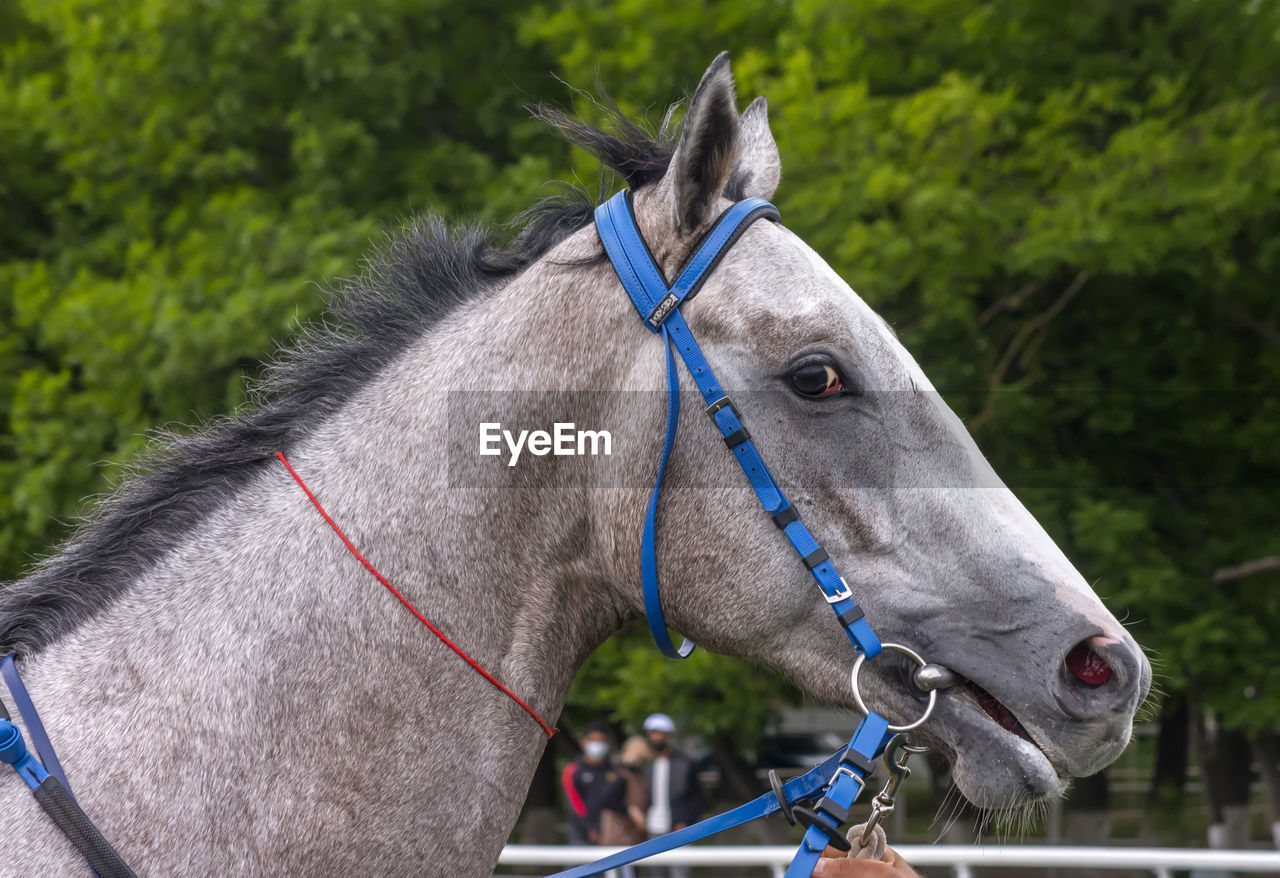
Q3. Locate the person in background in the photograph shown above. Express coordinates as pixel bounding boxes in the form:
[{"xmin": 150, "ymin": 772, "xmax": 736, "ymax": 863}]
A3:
[
  {"xmin": 561, "ymin": 724, "xmax": 628, "ymax": 846},
  {"xmin": 642, "ymin": 713, "xmax": 704, "ymax": 878},
  {"xmin": 616, "ymin": 735, "xmax": 653, "ymax": 839}
]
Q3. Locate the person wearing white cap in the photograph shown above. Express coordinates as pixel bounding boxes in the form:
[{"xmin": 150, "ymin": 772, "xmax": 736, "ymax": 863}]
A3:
[{"xmin": 642, "ymin": 714, "xmax": 704, "ymax": 878}]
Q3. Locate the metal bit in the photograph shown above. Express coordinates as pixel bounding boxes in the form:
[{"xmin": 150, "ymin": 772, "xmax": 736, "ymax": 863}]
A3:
[{"xmin": 914, "ymin": 663, "xmax": 961, "ymax": 692}]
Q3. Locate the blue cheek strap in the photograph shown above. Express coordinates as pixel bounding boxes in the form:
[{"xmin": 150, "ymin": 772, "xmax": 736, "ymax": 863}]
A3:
[{"xmin": 593, "ymin": 190, "xmax": 882, "ymax": 661}]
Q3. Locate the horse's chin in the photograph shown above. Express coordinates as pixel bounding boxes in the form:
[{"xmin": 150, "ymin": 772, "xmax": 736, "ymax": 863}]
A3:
[{"xmin": 925, "ymin": 689, "xmax": 1069, "ymax": 808}]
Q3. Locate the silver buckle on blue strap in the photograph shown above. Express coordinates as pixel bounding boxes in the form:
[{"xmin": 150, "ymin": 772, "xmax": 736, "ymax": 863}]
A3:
[
  {"xmin": 823, "ymin": 576, "xmax": 854, "ymax": 604},
  {"xmin": 706, "ymin": 396, "xmax": 742, "ymax": 421},
  {"xmin": 828, "ymin": 765, "xmax": 866, "ymax": 797}
]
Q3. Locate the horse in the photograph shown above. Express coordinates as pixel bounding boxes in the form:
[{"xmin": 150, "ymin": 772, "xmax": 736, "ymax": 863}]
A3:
[{"xmin": 0, "ymin": 53, "xmax": 1150, "ymax": 875}]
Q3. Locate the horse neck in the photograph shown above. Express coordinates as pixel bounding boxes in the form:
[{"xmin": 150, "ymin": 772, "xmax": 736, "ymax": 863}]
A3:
[{"xmin": 12, "ymin": 241, "xmax": 640, "ymax": 873}]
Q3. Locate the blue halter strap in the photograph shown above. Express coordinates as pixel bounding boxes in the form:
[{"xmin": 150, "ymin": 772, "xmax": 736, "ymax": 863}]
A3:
[
  {"xmin": 593, "ymin": 190, "xmax": 883, "ymax": 662},
  {"xmin": 580, "ymin": 190, "xmax": 891, "ymax": 877}
]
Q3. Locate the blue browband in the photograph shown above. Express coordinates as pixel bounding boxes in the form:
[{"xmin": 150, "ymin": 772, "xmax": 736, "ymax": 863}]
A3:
[{"xmin": 593, "ymin": 190, "xmax": 883, "ymax": 662}]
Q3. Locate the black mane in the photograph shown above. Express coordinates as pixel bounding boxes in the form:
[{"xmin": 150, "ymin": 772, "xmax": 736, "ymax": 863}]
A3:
[{"xmin": 0, "ymin": 103, "xmax": 677, "ymax": 657}]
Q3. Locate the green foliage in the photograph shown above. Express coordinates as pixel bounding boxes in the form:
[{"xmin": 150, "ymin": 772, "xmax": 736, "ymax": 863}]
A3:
[
  {"xmin": 534, "ymin": 0, "xmax": 1280, "ymax": 737},
  {"xmin": 564, "ymin": 621, "xmax": 795, "ymax": 747},
  {"xmin": 0, "ymin": 0, "xmax": 565, "ymax": 572},
  {"xmin": 2, "ymin": 0, "xmax": 1278, "ymax": 750}
]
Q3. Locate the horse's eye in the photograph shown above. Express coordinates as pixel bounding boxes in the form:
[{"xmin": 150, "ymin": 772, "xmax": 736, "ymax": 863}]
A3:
[{"xmin": 790, "ymin": 362, "xmax": 845, "ymax": 398}]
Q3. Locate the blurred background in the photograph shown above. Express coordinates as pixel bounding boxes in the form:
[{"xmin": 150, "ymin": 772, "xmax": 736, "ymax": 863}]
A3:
[{"xmin": 2, "ymin": 0, "xmax": 1278, "ymax": 863}]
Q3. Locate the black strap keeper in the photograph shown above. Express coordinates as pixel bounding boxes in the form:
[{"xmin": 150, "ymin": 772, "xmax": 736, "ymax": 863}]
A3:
[
  {"xmin": 815, "ymin": 795, "xmax": 850, "ymax": 825},
  {"xmin": 772, "ymin": 506, "xmax": 799, "ymax": 529},
  {"xmin": 836, "ymin": 605, "xmax": 865, "ymax": 628},
  {"xmin": 840, "ymin": 747, "xmax": 876, "ymax": 775},
  {"xmin": 723, "ymin": 427, "xmax": 751, "ymax": 449},
  {"xmin": 792, "ymin": 806, "xmax": 851, "ymax": 853},
  {"xmin": 803, "ymin": 548, "xmax": 829, "ymax": 571}
]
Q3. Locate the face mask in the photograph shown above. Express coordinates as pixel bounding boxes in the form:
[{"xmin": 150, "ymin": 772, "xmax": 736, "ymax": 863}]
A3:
[{"xmin": 584, "ymin": 740, "xmax": 610, "ymax": 761}]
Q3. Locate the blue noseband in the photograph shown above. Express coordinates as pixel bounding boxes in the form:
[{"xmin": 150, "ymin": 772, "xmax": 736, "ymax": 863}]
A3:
[{"xmin": 594, "ymin": 190, "xmax": 883, "ymax": 662}]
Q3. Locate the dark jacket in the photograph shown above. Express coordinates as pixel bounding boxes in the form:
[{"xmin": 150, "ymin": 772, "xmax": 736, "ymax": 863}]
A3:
[
  {"xmin": 645, "ymin": 750, "xmax": 705, "ymax": 828},
  {"xmin": 561, "ymin": 757, "xmax": 628, "ymax": 843}
]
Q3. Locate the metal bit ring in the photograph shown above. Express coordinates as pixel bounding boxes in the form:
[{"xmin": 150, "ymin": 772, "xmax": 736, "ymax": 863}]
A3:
[{"xmin": 851, "ymin": 642, "xmax": 938, "ymax": 732}]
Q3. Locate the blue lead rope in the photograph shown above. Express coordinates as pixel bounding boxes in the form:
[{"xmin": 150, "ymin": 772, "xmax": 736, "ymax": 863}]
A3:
[
  {"xmin": 545, "ymin": 712, "xmax": 890, "ymax": 878},
  {"xmin": 586, "ymin": 190, "xmax": 895, "ymax": 877}
]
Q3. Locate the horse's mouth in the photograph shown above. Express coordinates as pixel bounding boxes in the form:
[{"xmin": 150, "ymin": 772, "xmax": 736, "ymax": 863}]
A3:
[
  {"xmin": 952, "ymin": 679, "xmax": 1066, "ymax": 777},
  {"xmin": 963, "ymin": 681, "xmax": 1034, "ymax": 744}
]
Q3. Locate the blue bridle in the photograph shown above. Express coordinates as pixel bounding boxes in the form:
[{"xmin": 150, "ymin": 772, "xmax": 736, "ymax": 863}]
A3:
[
  {"xmin": 554, "ymin": 191, "xmax": 894, "ymax": 878},
  {"xmin": 593, "ymin": 190, "xmax": 882, "ymax": 662}
]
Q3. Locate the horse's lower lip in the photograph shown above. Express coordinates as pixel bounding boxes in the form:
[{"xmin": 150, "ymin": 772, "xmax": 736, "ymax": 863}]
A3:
[{"xmin": 949, "ymin": 679, "xmax": 1070, "ymax": 780}]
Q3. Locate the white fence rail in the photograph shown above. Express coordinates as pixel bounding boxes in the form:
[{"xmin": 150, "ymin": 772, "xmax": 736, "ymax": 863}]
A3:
[{"xmin": 498, "ymin": 844, "xmax": 1280, "ymax": 878}]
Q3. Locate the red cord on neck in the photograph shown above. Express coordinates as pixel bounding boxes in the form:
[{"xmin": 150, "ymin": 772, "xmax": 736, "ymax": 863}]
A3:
[{"xmin": 275, "ymin": 451, "xmax": 557, "ymax": 738}]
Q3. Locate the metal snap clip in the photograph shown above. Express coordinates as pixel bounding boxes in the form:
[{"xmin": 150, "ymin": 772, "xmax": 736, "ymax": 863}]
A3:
[{"xmin": 858, "ymin": 734, "xmax": 929, "ymax": 846}]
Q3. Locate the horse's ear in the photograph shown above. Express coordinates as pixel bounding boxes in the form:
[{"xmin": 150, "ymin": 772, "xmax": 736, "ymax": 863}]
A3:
[
  {"xmin": 659, "ymin": 52, "xmax": 742, "ymax": 233},
  {"xmin": 732, "ymin": 96, "xmax": 781, "ymax": 201}
]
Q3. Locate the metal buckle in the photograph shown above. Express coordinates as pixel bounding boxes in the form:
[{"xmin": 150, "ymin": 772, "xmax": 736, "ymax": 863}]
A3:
[
  {"xmin": 705, "ymin": 396, "xmax": 742, "ymax": 421},
  {"xmin": 828, "ymin": 765, "xmax": 866, "ymax": 796},
  {"xmin": 823, "ymin": 576, "xmax": 853, "ymax": 604}
]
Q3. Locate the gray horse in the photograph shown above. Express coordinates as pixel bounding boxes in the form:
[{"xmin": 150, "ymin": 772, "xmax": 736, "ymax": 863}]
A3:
[{"xmin": 0, "ymin": 54, "xmax": 1149, "ymax": 875}]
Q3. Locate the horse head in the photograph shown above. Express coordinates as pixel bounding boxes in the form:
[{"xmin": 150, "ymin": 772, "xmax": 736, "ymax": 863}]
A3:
[{"xmin": 589, "ymin": 54, "xmax": 1150, "ymax": 809}]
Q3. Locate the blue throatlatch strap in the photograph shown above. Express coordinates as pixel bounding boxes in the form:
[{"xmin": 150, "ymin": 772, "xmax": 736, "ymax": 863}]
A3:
[
  {"xmin": 546, "ymin": 711, "xmax": 891, "ymax": 878},
  {"xmin": 594, "ymin": 191, "xmax": 882, "ymax": 661},
  {"xmin": 2, "ymin": 653, "xmax": 74, "ymax": 797}
]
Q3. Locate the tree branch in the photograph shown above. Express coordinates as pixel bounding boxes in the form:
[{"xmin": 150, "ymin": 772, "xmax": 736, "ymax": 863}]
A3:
[
  {"xmin": 976, "ymin": 279, "xmax": 1043, "ymax": 328},
  {"xmin": 1213, "ymin": 556, "xmax": 1280, "ymax": 585},
  {"xmin": 1226, "ymin": 304, "xmax": 1280, "ymax": 350},
  {"xmin": 970, "ymin": 271, "xmax": 1090, "ymax": 434}
]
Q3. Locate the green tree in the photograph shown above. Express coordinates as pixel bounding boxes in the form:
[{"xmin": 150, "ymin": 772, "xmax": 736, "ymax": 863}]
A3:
[
  {"xmin": 530, "ymin": 0, "xmax": 1280, "ymax": 755},
  {"xmin": 0, "ymin": 0, "xmax": 566, "ymax": 573}
]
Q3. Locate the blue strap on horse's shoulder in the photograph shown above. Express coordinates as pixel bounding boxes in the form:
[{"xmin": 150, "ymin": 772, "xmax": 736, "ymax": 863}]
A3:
[
  {"xmin": 0, "ymin": 714, "xmax": 51, "ymax": 791},
  {"xmin": 2, "ymin": 653, "xmax": 74, "ymax": 797},
  {"xmin": 546, "ymin": 712, "xmax": 891, "ymax": 878},
  {"xmin": 593, "ymin": 190, "xmax": 881, "ymax": 659},
  {"xmin": 0, "ymin": 654, "xmax": 130, "ymax": 876}
]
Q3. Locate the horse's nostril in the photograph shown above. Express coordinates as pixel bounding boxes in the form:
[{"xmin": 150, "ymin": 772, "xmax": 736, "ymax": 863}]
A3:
[{"xmin": 1066, "ymin": 641, "xmax": 1112, "ymax": 686}]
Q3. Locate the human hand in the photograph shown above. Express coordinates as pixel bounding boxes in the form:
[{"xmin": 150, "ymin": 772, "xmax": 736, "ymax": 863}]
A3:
[{"xmin": 810, "ymin": 845, "xmax": 920, "ymax": 877}]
